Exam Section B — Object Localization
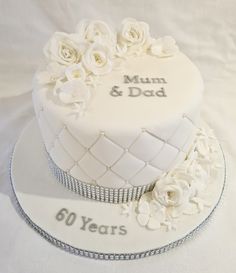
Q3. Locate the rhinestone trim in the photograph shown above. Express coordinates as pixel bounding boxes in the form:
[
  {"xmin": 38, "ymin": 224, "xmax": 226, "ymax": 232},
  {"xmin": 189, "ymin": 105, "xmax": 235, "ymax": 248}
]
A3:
[{"xmin": 47, "ymin": 150, "xmax": 156, "ymax": 203}]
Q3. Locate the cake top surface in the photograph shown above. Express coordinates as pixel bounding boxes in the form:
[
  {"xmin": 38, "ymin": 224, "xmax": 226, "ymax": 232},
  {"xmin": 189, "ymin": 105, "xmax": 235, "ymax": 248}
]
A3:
[{"xmin": 34, "ymin": 18, "xmax": 203, "ymax": 132}]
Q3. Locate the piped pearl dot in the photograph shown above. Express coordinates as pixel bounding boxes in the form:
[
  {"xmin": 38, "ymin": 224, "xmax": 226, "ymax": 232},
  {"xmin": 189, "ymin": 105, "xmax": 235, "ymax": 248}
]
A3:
[
  {"xmin": 124, "ymin": 148, "xmax": 129, "ymax": 152},
  {"xmin": 100, "ymin": 131, "xmax": 105, "ymax": 136}
]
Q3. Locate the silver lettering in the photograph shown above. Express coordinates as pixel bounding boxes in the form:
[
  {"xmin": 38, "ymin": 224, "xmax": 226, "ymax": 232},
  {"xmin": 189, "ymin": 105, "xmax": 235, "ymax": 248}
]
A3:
[
  {"xmin": 128, "ymin": 87, "xmax": 142, "ymax": 97},
  {"xmin": 80, "ymin": 216, "xmax": 93, "ymax": 230}
]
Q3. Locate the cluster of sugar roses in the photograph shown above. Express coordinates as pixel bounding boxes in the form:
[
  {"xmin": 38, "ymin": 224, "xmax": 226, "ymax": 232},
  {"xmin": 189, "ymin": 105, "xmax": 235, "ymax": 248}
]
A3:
[
  {"xmin": 122, "ymin": 126, "xmax": 222, "ymax": 231},
  {"xmin": 36, "ymin": 18, "xmax": 179, "ymax": 115}
]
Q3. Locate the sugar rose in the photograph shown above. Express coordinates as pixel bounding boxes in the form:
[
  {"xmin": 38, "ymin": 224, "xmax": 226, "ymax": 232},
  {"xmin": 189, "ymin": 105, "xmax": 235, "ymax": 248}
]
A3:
[
  {"xmin": 76, "ymin": 20, "xmax": 116, "ymax": 48},
  {"xmin": 118, "ymin": 18, "xmax": 150, "ymax": 52},
  {"xmin": 82, "ymin": 43, "xmax": 113, "ymax": 75},
  {"xmin": 44, "ymin": 32, "xmax": 86, "ymax": 65},
  {"xmin": 153, "ymin": 176, "xmax": 191, "ymax": 207}
]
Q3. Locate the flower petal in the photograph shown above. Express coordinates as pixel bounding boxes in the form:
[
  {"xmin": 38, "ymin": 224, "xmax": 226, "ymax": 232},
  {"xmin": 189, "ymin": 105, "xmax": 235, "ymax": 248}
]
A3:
[
  {"xmin": 138, "ymin": 200, "xmax": 150, "ymax": 214},
  {"xmin": 147, "ymin": 217, "xmax": 161, "ymax": 230},
  {"xmin": 137, "ymin": 213, "xmax": 149, "ymax": 226}
]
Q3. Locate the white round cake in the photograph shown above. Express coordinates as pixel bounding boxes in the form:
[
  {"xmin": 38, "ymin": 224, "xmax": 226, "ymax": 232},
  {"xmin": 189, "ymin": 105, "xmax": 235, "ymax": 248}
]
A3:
[
  {"xmin": 33, "ymin": 18, "xmax": 203, "ymax": 191},
  {"xmin": 10, "ymin": 18, "xmax": 225, "ymax": 259}
]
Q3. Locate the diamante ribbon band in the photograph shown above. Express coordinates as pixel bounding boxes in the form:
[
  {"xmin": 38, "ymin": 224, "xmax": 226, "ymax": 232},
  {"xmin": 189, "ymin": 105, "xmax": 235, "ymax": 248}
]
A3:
[{"xmin": 47, "ymin": 151, "xmax": 156, "ymax": 203}]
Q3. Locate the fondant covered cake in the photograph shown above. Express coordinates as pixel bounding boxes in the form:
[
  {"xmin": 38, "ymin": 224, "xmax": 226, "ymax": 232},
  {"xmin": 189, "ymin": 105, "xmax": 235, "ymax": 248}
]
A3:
[
  {"xmin": 8, "ymin": 18, "xmax": 224, "ymax": 259},
  {"xmin": 33, "ymin": 18, "xmax": 203, "ymax": 198}
]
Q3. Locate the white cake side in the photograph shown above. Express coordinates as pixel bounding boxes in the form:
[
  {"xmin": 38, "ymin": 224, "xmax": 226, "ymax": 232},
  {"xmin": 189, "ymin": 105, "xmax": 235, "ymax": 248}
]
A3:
[{"xmin": 33, "ymin": 19, "xmax": 204, "ymax": 189}]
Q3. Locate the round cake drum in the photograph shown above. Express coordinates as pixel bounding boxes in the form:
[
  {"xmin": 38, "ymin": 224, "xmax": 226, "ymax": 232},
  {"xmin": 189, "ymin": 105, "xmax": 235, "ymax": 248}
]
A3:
[{"xmin": 10, "ymin": 119, "xmax": 225, "ymax": 260}]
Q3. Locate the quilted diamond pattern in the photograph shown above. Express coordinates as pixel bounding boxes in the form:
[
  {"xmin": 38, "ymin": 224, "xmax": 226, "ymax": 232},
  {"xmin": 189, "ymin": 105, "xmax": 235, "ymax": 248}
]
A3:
[
  {"xmin": 79, "ymin": 153, "xmax": 107, "ymax": 179},
  {"xmin": 59, "ymin": 128, "xmax": 86, "ymax": 161},
  {"xmin": 168, "ymin": 118, "xmax": 194, "ymax": 148},
  {"xmin": 111, "ymin": 153, "xmax": 145, "ymax": 180},
  {"xmin": 130, "ymin": 165, "xmax": 162, "ymax": 186},
  {"xmin": 151, "ymin": 144, "xmax": 179, "ymax": 170},
  {"xmin": 67, "ymin": 126, "xmax": 99, "ymax": 148},
  {"xmin": 105, "ymin": 129, "xmax": 140, "ymax": 148},
  {"xmin": 129, "ymin": 131, "xmax": 164, "ymax": 161},
  {"xmin": 90, "ymin": 135, "xmax": 124, "ymax": 166},
  {"xmin": 148, "ymin": 120, "xmax": 181, "ymax": 141},
  {"xmin": 97, "ymin": 171, "xmax": 126, "ymax": 188},
  {"xmin": 35, "ymin": 104, "xmax": 196, "ymax": 188},
  {"xmin": 70, "ymin": 165, "xmax": 93, "ymax": 184}
]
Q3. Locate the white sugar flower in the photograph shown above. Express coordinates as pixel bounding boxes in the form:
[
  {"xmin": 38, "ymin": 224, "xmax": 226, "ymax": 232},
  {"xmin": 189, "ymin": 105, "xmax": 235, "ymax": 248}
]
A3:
[
  {"xmin": 121, "ymin": 203, "xmax": 133, "ymax": 217},
  {"xmin": 76, "ymin": 19, "xmax": 116, "ymax": 48},
  {"xmin": 150, "ymin": 36, "xmax": 179, "ymax": 57},
  {"xmin": 54, "ymin": 79, "xmax": 90, "ymax": 110},
  {"xmin": 65, "ymin": 63, "xmax": 86, "ymax": 81},
  {"xmin": 153, "ymin": 176, "xmax": 192, "ymax": 210},
  {"xmin": 118, "ymin": 18, "xmax": 151, "ymax": 54},
  {"xmin": 82, "ymin": 43, "xmax": 113, "ymax": 75},
  {"xmin": 36, "ymin": 62, "xmax": 65, "ymax": 85},
  {"xmin": 195, "ymin": 134, "xmax": 211, "ymax": 158},
  {"xmin": 44, "ymin": 32, "xmax": 87, "ymax": 65},
  {"xmin": 136, "ymin": 195, "xmax": 166, "ymax": 230}
]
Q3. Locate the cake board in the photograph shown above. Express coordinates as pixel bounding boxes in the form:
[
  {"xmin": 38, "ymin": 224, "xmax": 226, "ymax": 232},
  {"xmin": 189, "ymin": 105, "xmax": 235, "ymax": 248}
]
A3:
[{"xmin": 10, "ymin": 118, "xmax": 226, "ymax": 260}]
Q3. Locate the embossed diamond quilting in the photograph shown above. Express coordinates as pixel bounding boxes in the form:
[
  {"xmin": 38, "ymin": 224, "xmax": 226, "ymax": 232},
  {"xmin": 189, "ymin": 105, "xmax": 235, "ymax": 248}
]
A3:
[
  {"xmin": 148, "ymin": 119, "xmax": 182, "ymax": 141},
  {"xmin": 70, "ymin": 165, "xmax": 93, "ymax": 184},
  {"xmin": 130, "ymin": 165, "xmax": 162, "ymax": 186},
  {"xmin": 129, "ymin": 131, "xmax": 164, "ymax": 161},
  {"xmin": 168, "ymin": 119, "xmax": 194, "ymax": 148},
  {"xmin": 67, "ymin": 126, "xmax": 99, "ymax": 148},
  {"xmin": 58, "ymin": 129, "xmax": 86, "ymax": 161},
  {"xmin": 79, "ymin": 153, "xmax": 106, "ymax": 179},
  {"xmin": 90, "ymin": 136, "xmax": 124, "ymax": 166},
  {"xmin": 111, "ymin": 153, "xmax": 145, "ymax": 180},
  {"xmin": 97, "ymin": 171, "xmax": 126, "ymax": 188},
  {"xmin": 105, "ymin": 129, "xmax": 141, "ymax": 148},
  {"xmin": 37, "ymin": 104, "xmax": 197, "ymax": 188},
  {"xmin": 151, "ymin": 144, "xmax": 179, "ymax": 170}
]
